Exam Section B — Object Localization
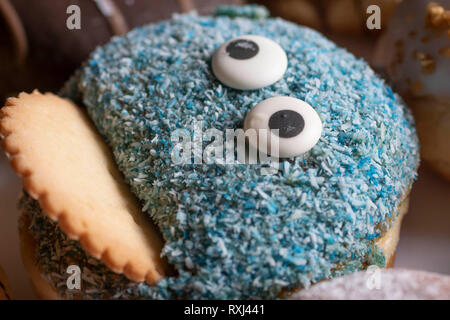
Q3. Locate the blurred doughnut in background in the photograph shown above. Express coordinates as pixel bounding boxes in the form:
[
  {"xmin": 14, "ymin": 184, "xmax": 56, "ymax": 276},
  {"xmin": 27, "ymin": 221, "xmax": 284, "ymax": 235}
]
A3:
[
  {"xmin": 0, "ymin": 0, "xmax": 241, "ymax": 103},
  {"xmin": 374, "ymin": 0, "xmax": 450, "ymax": 181},
  {"xmin": 0, "ymin": 265, "xmax": 12, "ymax": 300}
]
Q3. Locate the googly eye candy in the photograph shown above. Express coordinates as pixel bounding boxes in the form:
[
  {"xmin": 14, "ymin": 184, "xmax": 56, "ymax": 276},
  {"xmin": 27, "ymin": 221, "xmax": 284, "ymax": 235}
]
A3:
[
  {"xmin": 212, "ymin": 35, "xmax": 288, "ymax": 90},
  {"xmin": 244, "ymin": 96, "xmax": 322, "ymax": 158}
]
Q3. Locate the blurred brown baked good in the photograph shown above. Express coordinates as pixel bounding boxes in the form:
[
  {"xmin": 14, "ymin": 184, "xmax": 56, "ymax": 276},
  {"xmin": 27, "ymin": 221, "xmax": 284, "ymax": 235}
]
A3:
[
  {"xmin": 0, "ymin": 265, "xmax": 12, "ymax": 300},
  {"xmin": 289, "ymin": 268, "xmax": 450, "ymax": 300},
  {"xmin": 0, "ymin": 0, "xmax": 241, "ymax": 103}
]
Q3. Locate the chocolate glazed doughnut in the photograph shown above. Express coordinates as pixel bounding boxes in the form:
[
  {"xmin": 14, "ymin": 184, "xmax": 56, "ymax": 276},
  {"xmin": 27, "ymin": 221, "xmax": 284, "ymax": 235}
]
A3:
[{"xmin": 0, "ymin": 0, "xmax": 242, "ymax": 102}]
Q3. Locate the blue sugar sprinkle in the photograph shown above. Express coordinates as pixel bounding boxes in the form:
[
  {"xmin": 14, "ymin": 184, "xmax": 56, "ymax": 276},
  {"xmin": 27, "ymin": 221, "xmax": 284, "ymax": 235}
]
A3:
[{"xmin": 59, "ymin": 8, "xmax": 419, "ymax": 299}]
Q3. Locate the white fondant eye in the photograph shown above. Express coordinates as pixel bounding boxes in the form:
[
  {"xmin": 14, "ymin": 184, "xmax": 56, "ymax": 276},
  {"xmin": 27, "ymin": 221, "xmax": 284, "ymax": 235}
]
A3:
[
  {"xmin": 212, "ymin": 35, "xmax": 288, "ymax": 90},
  {"xmin": 244, "ymin": 96, "xmax": 322, "ymax": 158}
]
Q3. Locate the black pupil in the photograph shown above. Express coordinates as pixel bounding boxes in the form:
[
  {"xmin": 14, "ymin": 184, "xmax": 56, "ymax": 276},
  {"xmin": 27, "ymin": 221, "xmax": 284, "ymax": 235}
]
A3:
[
  {"xmin": 268, "ymin": 110, "xmax": 305, "ymax": 138},
  {"xmin": 226, "ymin": 39, "xmax": 259, "ymax": 60}
]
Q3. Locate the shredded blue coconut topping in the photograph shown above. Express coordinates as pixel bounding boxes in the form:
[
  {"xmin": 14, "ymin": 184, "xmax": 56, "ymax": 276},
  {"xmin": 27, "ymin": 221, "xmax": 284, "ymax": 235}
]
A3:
[{"xmin": 53, "ymin": 7, "xmax": 421, "ymax": 299}]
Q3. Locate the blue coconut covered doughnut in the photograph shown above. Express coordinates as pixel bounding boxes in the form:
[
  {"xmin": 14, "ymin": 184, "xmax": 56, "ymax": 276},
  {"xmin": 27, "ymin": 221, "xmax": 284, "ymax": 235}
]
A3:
[{"xmin": 26, "ymin": 6, "xmax": 419, "ymax": 299}]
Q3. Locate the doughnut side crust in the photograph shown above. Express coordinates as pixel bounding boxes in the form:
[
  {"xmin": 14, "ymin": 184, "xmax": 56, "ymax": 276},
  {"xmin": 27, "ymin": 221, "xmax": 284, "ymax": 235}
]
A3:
[{"xmin": 19, "ymin": 215, "xmax": 59, "ymax": 300}]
